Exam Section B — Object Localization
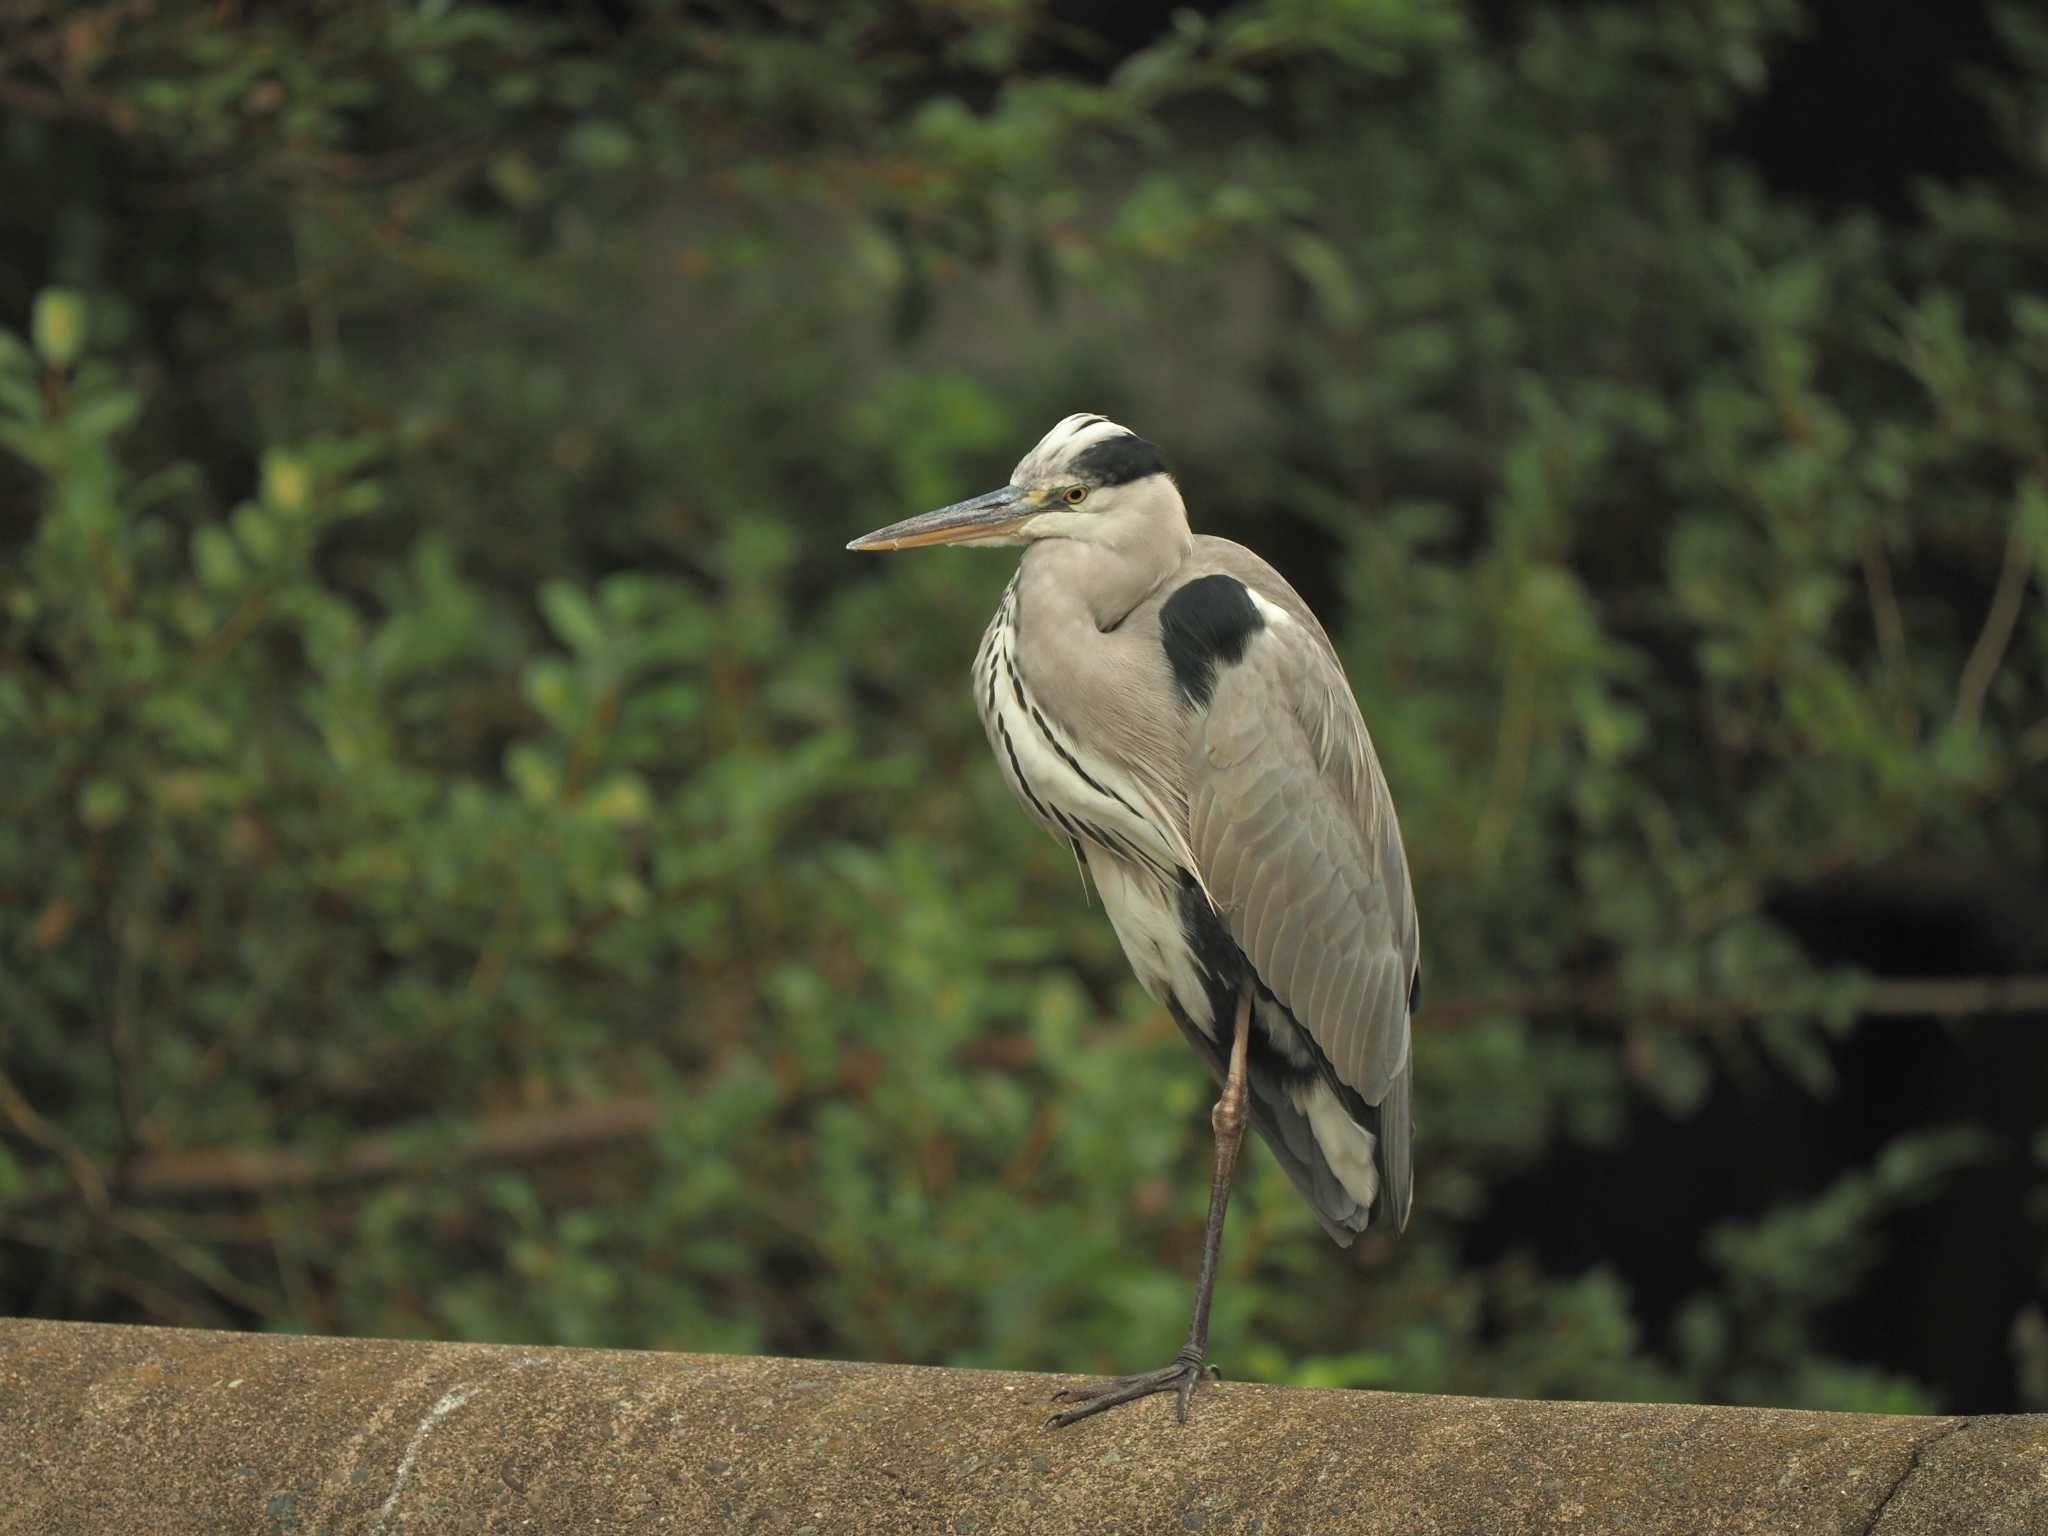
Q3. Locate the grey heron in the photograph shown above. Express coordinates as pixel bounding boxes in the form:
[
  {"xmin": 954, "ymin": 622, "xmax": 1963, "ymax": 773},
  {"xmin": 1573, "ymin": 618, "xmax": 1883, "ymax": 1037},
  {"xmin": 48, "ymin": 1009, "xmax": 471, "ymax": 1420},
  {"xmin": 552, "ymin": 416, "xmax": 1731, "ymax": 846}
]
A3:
[{"xmin": 849, "ymin": 414, "xmax": 1418, "ymax": 1427}]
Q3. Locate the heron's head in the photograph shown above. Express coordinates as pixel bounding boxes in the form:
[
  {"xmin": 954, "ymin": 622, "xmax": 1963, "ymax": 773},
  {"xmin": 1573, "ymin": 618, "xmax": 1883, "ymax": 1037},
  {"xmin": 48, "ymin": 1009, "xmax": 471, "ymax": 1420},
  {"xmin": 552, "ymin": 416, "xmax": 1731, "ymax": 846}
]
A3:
[{"xmin": 847, "ymin": 414, "xmax": 1178, "ymax": 553}]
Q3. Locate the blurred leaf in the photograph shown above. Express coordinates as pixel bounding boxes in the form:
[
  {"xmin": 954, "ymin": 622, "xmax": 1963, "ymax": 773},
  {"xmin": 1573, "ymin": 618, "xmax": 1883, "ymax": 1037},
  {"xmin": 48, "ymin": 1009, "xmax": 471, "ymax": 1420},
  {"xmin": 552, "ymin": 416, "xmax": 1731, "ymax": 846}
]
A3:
[{"xmin": 31, "ymin": 289, "xmax": 86, "ymax": 368}]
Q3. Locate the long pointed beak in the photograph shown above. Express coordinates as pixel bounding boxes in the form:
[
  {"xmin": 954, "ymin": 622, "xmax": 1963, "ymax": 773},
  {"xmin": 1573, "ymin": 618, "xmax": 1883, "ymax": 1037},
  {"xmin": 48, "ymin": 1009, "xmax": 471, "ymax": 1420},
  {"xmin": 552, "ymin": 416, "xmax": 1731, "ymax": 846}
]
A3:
[{"xmin": 846, "ymin": 484, "xmax": 1034, "ymax": 552}]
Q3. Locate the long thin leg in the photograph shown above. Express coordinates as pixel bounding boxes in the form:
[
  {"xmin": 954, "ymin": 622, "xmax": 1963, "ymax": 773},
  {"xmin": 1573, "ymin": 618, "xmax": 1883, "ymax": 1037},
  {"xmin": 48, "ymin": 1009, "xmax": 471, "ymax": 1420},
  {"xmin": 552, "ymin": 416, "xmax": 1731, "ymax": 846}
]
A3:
[
  {"xmin": 1047, "ymin": 991, "xmax": 1253, "ymax": 1428},
  {"xmin": 1181, "ymin": 988, "xmax": 1253, "ymax": 1363}
]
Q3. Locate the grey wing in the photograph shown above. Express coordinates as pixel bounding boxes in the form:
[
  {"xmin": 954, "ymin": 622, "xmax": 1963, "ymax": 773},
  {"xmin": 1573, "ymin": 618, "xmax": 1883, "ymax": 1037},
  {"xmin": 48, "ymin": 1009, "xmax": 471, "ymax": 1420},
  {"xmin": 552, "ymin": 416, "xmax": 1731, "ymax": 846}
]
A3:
[{"xmin": 1187, "ymin": 609, "xmax": 1418, "ymax": 1232}]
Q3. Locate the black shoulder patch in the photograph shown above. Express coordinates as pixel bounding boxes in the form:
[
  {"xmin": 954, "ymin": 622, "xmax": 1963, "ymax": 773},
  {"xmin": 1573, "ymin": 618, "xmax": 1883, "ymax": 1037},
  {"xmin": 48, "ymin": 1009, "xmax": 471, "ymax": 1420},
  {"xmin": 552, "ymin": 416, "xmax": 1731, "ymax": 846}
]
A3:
[
  {"xmin": 1072, "ymin": 434, "xmax": 1167, "ymax": 487},
  {"xmin": 1408, "ymin": 967, "xmax": 1422, "ymax": 1016},
  {"xmin": 1159, "ymin": 574, "xmax": 1264, "ymax": 708}
]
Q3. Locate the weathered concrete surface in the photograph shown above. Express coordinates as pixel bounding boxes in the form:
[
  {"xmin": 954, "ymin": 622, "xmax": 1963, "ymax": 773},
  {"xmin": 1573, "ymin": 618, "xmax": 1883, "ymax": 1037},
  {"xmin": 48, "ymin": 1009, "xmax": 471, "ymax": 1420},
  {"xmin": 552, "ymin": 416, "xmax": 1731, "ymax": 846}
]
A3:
[{"xmin": 2, "ymin": 1319, "xmax": 2043, "ymax": 1535}]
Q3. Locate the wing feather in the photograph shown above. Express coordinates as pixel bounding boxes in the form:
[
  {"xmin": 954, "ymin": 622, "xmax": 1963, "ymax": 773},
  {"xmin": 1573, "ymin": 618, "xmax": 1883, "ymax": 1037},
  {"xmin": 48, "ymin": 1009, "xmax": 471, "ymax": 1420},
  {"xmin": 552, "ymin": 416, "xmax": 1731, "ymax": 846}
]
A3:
[{"xmin": 1184, "ymin": 585, "xmax": 1419, "ymax": 1228}]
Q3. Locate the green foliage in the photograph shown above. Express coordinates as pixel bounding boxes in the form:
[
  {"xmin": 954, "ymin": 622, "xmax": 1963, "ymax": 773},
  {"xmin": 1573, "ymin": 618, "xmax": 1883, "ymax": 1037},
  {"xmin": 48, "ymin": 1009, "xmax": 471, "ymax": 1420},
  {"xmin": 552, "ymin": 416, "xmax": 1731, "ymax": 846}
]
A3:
[{"xmin": 3, "ymin": 0, "xmax": 2046, "ymax": 1412}]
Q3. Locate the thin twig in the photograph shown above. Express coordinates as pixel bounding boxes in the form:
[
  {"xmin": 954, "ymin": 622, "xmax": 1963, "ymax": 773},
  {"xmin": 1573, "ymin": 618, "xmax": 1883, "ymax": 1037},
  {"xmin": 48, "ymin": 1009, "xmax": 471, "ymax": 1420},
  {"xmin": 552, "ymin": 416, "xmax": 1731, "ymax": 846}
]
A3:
[
  {"xmin": 0, "ymin": 76, "xmax": 66, "ymax": 118},
  {"xmin": 1860, "ymin": 527, "xmax": 1915, "ymax": 735},
  {"xmin": 0, "ymin": 1069, "xmax": 109, "ymax": 1210},
  {"xmin": 261, "ymin": 1194, "xmax": 330, "ymax": 1333},
  {"xmin": 0, "ymin": 1213, "xmax": 214, "ymax": 1326},
  {"xmin": 90, "ymin": 1266, "xmax": 222, "ymax": 1330},
  {"xmin": 102, "ymin": 1095, "xmax": 662, "ymax": 1202},
  {"xmin": 109, "ymin": 1207, "xmax": 276, "ymax": 1316},
  {"xmin": 1422, "ymin": 973, "xmax": 2048, "ymax": 1028},
  {"xmin": 106, "ymin": 883, "xmax": 151, "ymax": 1165},
  {"xmin": 1845, "ymin": 974, "xmax": 2048, "ymax": 1018},
  {"xmin": 1473, "ymin": 639, "xmax": 1535, "ymax": 874},
  {"xmin": 12, "ymin": 970, "xmax": 2048, "ymax": 1212},
  {"xmin": 2019, "ymin": 716, "xmax": 2048, "ymax": 769},
  {"xmin": 1954, "ymin": 519, "xmax": 2034, "ymax": 730},
  {"xmin": 0, "ymin": 75, "xmax": 133, "ymax": 134}
]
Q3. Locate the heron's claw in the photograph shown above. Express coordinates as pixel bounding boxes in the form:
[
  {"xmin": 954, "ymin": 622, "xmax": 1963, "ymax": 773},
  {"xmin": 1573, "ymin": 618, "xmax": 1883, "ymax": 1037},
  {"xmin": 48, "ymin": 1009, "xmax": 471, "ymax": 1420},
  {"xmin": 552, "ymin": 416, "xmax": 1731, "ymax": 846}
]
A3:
[{"xmin": 1045, "ymin": 1354, "xmax": 1219, "ymax": 1429}]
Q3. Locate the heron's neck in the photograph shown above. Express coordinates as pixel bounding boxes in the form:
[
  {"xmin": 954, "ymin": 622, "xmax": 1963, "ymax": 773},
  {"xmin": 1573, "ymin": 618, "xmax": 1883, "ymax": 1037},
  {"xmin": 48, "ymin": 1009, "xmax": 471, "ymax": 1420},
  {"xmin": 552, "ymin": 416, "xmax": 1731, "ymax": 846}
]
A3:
[{"xmin": 1020, "ymin": 526, "xmax": 1191, "ymax": 632}]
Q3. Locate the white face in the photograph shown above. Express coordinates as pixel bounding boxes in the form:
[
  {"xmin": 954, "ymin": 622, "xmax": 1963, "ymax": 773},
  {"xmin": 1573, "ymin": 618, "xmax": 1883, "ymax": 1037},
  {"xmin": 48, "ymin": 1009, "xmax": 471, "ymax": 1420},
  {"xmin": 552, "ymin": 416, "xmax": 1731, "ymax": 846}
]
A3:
[{"xmin": 1007, "ymin": 413, "xmax": 1177, "ymax": 545}]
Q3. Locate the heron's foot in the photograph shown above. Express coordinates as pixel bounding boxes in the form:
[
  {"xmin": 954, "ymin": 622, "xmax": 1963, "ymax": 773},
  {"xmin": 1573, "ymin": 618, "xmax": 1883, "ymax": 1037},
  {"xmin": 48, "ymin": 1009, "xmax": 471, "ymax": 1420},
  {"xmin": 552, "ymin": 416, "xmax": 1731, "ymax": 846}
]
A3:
[{"xmin": 1045, "ymin": 1351, "xmax": 1219, "ymax": 1429}]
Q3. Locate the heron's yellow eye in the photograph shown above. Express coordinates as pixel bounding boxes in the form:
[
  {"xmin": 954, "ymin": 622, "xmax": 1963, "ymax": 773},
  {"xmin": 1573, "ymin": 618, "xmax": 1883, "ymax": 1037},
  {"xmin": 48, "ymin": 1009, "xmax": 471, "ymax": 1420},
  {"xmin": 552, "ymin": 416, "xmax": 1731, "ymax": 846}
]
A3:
[{"xmin": 1064, "ymin": 486, "xmax": 1088, "ymax": 505}]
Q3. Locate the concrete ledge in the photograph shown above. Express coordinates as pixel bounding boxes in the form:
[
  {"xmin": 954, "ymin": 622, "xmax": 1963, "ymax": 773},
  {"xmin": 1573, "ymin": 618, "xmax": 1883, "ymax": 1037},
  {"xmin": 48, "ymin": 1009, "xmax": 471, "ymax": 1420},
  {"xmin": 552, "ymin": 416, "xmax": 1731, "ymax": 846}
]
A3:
[{"xmin": 2, "ymin": 1319, "xmax": 2043, "ymax": 1534}]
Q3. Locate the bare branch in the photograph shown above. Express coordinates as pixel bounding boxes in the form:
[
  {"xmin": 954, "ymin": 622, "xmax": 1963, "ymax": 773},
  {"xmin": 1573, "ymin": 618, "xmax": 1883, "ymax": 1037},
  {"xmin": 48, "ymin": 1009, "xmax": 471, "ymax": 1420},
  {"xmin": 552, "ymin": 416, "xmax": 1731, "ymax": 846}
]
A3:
[
  {"xmin": 115, "ymin": 1095, "xmax": 664, "ymax": 1202},
  {"xmin": 1860, "ymin": 527, "xmax": 1914, "ymax": 734},
  {"xmin": 1423, "ymin": 973, "xmax": 2048, "ymax": 1028},
  {"xmin": 2020, "ymin": 716, "xmax": 2048, "ymax": 769},
  {"xmin": 1954, "ymin": 518, "xmax": 2035, "ymax": 731},
  {"xmin": 0, "ymin": 1069, "xmax": 109, "ymax": 1210},
  {"xmin": 7, "ymin": 972, "xmax": 2046, "ymax": 1212},
  {"xmin": 1852, "ymin": 974, "xmax": 2048, "ymax": 1018}
]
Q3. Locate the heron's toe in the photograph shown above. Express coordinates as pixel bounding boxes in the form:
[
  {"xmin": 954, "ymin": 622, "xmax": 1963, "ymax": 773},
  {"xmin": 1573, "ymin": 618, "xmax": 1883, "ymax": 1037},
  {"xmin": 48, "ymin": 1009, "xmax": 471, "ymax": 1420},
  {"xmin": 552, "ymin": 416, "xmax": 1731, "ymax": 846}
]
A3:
[{"xmin": 1043, "ymin": 1356, "xmax": 1219, "ymax": 1429}]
